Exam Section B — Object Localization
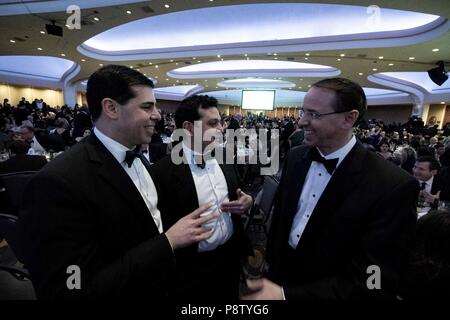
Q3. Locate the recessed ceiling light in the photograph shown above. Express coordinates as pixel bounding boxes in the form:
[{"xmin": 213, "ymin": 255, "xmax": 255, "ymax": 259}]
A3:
[
  {"xmin": 409, "ymin": 57, "xmax": 415, "ymax": 60},
  {"xmin": 81, "ymin": 59, "xmax": 86, "ymax": 62},
  {"xmin": 175, "ymin": 62, "xmax": 179, "ymax": 65},
  {"xmin": 244, "ymin": 54, "xmax": 248, "ymax": 57},
  {"xmin": 298, "ymin": 86, "xmax": 302, "ymax": 89},
  {"xmin": 441, "ymin": 102, "xmax": 445, "ymax": 104},
  {"xmin": 209, "ymin": 0, "xmax": 214, "ymax": 2},
  {"xmin": 155, "ymin": 65, "xmax": 159, "ymax": 68},
  {"xmin": 60, "ymin": 53, "xmax": 66, "ymax": 57},
  {"xmin": 217, "ymin": 54, "xmax": 221, "ymax": 58},
  {"xmin": 221, "ymin": 58, "xmax": 224, "ymax": 61},
  {"xmin": 204, "ymin": 79, "xmax": 208, "ymax": 82},
  {"xmin": 304, "ymin": 57, "xmax": 308, "ymax": 60},
  {"xmin": 388, "ymin": 63, "xmax": 394, "ymax": 66},
  {"xmin": 148, "ymin": 62, "xmax": 153, "ymax": 65},
  {"xmin": 166, "ymin": 78, "xmax": 169, "ymax": 81},
  {"xmin": 129, "ymin": 65, "xmax": 133, "ymax": 68},
  {"xmin": 155, "ymin": 76, "xmax": 158, "ymax": 79},
  {"xmin": 305, "ymin": 53, "xmax": 310, "ymax": 56},
  {"xmin": 143, "ymin": 73, "xmax": 147, "ymax": 76},
  {"xmin": 176, "ymin": 80, "xmax": 179, "ymax": 82},
  {"xmin": 126, "ymin": 10, "xmax": 132, "ymax": 14},
  {"xmin": 358, "ymin": 73, "xmax": 364, "ymax": 76},
  {"xmin": 197, "ymin": 60, "xmax": 201, "ymax": 63},
  {"xmin": 337, "ymin": 58, "xmax": 341, "ymax": 61},
  {"xmin": 273, "ymin": 53, "xmax": 278, "ymax": 56},
  {"xmin": 170, "ymin": 59, "xmax": 174, "ymax": 62},
  {"xmin": 274, "ymin": 57, "xmax": 278, "ymax": 60},
  {"xmin": 93, "ymin": 17, "xmax": 100, "ymax": 21},
  {"xmin": 99, "ymin": 63, "xmax": 103, "ymax": 66},
  {"xmin": 307, "ymin": 85, "xmax": 311, "ymax": 88},
  {"xmin": 372, "ymin": 68, "xmax": 378, "ymax": 71},
  {"xmin": 246, "ymin": 57, "xmax": 250, "ymax": 60},
  {"xmin": 9, "ymin": 39, "xmax": 15, "ymax": 43},
  {"xmin": 340, "ymin": 53, "xmax": 345, "ymax": 57},
  {"xmin": 192, "ymin": 57, "xmax": 196, "ymax": 60},
  {"xmin": 40, "ymin": 30, "xmax": 45, "ymax": 34},
  {"xmin": 164, "ymin": 4, "xmax": 170, "ymax": 9},
  {"xmin": 37, "ymin": 47, "xmax": 43, "ymax": 50},
  {"xmin": 378, "ymin": 56, "xmax": 384, "ymax": 59},
  {"xmin": 432, "ymin": 48, "xmax": 440, "ymax": 52}
]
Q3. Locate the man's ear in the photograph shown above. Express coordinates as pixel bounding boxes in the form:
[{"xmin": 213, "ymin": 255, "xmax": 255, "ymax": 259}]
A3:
[
  {"xmin": 182, "ymin": 121, "xmax": 193, "ymax": 135},
  {"xmin": 101, "ymin": 98, "xmax": 119, "ymax": 120},
  {"xmin": 343, "ymin": 109, "xmax": 359, "ymax": 129}
]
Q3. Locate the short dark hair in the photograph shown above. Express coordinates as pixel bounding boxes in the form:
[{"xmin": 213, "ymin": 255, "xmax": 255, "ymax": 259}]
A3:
[
  {"xmin": 175, "ymin": 95, "xmax": 218, "ymax": 128},
  {"xmin": 416, "ymin": 156, "xmax": 441, "ymax": 171},
  {"xmin": 86, "ymin": 65, "xmax": 154, "ymax": 122},
  {"xmin": 312, "ymin": 77, "xmax": 367, "ymax": 126}
]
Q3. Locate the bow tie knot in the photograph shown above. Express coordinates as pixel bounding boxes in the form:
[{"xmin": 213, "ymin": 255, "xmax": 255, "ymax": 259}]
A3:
[
  {"xmin": 309, "ymin": 148, "xmax": 338, "ymax": 175},
  {"xmin": 125, "ymin": 147, "xmax": 147, "ymax": 168}
]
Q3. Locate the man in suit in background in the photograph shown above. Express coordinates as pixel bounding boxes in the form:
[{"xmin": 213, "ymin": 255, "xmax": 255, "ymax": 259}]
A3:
[
  {"xmin": 0, "ymin": 140, "xmax": 47, "ymax": 175},
  {"xmin": 243, "ymin": 77, "xmax": 418, "ymax": 300},
  {"xmin": 20, "ymin": 65, "xmax": 216, "ymax": 299},
  {"xmin": 413, "ymin": 156, "xmax": 450, "ymax": 207},
  {"xmin": 150, "ymin": 95, "xmax": 252, "ymax": 300}
]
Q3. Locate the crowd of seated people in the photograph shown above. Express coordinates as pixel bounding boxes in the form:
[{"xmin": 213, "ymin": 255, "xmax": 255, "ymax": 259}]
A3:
[{"xmin": 1, "ymin": 95, "xmax": 450, "ymax": 300}]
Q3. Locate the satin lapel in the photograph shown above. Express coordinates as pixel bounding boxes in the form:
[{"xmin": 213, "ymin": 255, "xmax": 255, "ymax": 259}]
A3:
[
  {"xmin": 219, "ymin": 163, "xmax": 239, "ymax": 201},
  {"xmin": 297, "ymin": 143, "xmax": 366, "ymax": 249},
  {"xmin": 285, "ymin": 148, "xmax": 313, "ymax": 226},
  {"xmin": 85, "ymin": 135, "xmax": 159, "ymax": 234},
  {"xmin": 171, "ymin": 160, "xmax": 199, "ymax": 218}
]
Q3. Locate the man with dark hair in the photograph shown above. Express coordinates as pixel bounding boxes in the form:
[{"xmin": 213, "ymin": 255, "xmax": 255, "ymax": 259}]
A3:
[
  {"xmin": 413, "ymin": 156, "xmax": 450, "ymax": 207},
  {"xmin": 150, "ymin": 94, "xmax": 252, "ymax": 300},
  {"xmin": 244, "ymin": 77, "xmax": 418, "ymax": 300},
  {"xmin": 20, "ymin": 65, "xmax": 216, "ymax": 299}
]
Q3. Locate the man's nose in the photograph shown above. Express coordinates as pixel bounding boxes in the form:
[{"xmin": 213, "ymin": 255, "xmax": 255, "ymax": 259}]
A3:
[{"xmin": 151, "ymin": 109, "xmax": 161, "ymax": 121}]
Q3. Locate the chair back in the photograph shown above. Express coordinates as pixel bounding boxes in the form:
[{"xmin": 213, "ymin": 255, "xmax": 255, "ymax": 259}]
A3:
[
  {"xmin": 0, "ymin": 213, "xmax": 26, "ymax": 264},
  {"xmin": 0, "ymin": 171, "xmax": 37, "ymax": 214},
  {"xmin": 245, "ymin": 175, "xmax": 279, "ymax": 232}
]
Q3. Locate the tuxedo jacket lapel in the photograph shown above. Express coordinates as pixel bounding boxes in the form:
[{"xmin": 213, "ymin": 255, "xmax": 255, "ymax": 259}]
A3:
[
  {"xmin": 86, "ymin": 135, "xmax": 160, "ymax": 235},
  {"xmin": 297, "ymin": 143, "xmax": 366, "ymax": 250},
  {"xmin": 284, "ymin": 150, "xmax": 313, "ymax": 227}
]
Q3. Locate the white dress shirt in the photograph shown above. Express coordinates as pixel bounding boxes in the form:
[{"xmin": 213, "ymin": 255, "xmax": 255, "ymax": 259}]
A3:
[
  {"xmin": 289, "ymin": 135, "xmax": 357, "ymax": 249},
  {"xmin": 94, "ymin": 127, "xmax": 163, "ymax": 233},
  {"xmin": 419, "ymin": 176, "xmax": 434, "ymax": 194},
  {"xmin": 27, "ymin": 136, "xmax": 46, "ymax": 155},
  {"xmin": 183, "ymin": 144, "xmax": 234, "ymax": 252}
]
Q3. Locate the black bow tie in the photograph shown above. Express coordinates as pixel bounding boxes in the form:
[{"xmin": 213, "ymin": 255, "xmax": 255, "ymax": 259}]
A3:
[
  {"xmin": 309, "ymin": 148, "xmax": 339, "ymax": 175},
  {"xmin": 125, "ymin": 147, "xmax": 151, "ymax": 170},
  {"xmin": 196, "ymin": 162, "xmax": 206, "ymax": 169}
]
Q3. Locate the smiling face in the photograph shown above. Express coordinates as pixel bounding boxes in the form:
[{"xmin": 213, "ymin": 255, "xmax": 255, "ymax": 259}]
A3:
[
  {"xmin": 198, "ymin": 107, "xmax": 223, "ymax": 150},
  {"xmin": 114, "ymin": 85, "xmax": 161, "ymax": 148},
  {"xmin": 299, "ymin": 86, "xmax": 354, "ymax": 155}
]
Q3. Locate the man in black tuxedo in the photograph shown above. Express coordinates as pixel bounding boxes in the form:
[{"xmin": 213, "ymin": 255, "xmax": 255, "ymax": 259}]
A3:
[
  {"xmin": 243, "ymin": 78, "xmax": 419, "ymax": 300},
  {"xmin": 150, "ymin": 95, "xmax": 252, "ymax": 300},
  {"xmin": 19, "ymin": 65, "xmax": 216, "ymax": 299},
  {"xmin": 413, "ymin": 156, "xmax": 450, "ymax": 206}
]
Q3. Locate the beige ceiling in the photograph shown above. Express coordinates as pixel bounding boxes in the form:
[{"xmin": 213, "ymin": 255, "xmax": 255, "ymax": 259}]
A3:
[{"xmin": 0, "ymin": 0, "xmax": 449, "ymax": 92}]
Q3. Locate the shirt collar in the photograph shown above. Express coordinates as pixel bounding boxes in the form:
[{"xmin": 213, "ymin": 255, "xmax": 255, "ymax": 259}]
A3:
[
  {"xmin": 94, "ymin": 127, "xmax": 133, "ymax": 165},
  {"xmin": 420, "ymin": 175, "xmax": 434, "ymax": 186},
  {"xmin": 317, "ymin": 135, "xmax": 357, "ymax": 169},
  {"xmin": 182, "ymin": 143, "xmax": 216, "ymax": 166}
]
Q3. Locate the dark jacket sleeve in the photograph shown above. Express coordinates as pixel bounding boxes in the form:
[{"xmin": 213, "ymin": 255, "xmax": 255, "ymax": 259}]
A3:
[
  {"xmin": 283, "ymin": 177, "xmax": 419, "ymax": 300},
  {"xmin": 20, "ymin": 172, "xmax": 175, "ymax": 299}
]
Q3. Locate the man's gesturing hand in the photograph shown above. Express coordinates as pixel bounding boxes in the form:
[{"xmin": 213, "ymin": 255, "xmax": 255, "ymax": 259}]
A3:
[{"xmin": 165, "ymin": 203, "xmax": 217, "ymax": 250}]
